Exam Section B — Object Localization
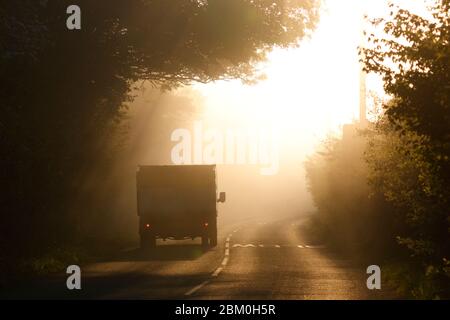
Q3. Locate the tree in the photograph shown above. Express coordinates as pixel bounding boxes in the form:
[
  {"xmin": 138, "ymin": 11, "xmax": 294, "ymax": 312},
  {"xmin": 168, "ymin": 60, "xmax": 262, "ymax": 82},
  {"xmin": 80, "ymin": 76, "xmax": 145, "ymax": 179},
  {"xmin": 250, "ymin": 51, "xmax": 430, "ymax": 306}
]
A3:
[
  {"xmin": 0, "ymin": 0, "xmax": 320, "ymax": 258},
  {"xmin": 362, "ymin": 1, "xmax": 450, "ymax": 141},
  {"xmin": 362, "ymin": 1, "xmax": 450, "ymax": 298}
]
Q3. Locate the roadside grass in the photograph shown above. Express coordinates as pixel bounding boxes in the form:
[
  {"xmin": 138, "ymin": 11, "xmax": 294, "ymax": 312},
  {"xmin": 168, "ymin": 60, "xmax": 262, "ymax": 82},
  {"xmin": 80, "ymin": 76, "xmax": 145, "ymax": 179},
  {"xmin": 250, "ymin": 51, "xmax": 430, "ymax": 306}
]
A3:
[
  {"xmin": 20, "ymin": 246, "xmax": 87, "ymax": 276},
  {"xmin": 0, "ymin": 235, "xmax": 136, "ymax": 294},
  {"xmin": 383, "ymin": 261, "xmax": 449, "ymax": 300}
]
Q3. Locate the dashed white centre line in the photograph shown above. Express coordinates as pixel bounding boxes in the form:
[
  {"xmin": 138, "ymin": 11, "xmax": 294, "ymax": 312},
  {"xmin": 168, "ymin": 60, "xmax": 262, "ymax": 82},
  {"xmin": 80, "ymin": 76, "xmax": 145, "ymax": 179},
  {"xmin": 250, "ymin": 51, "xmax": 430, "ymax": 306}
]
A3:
[
  {"xmin": 185, "ymin": 233, "xmax": 234, "ymax": 296},
  {"xmin": 185, "ymin": 280, "xmax": 210, "ymax": 296},
  {"xmin": 211, "ymin": 267, "xmax": 223, "ymax": 277},
  {"xmin": 233, "ymin": 244, "xmax": 256, "ymax": 247},
  {"xmin": 221, "ymin": 256, "xmax": 229, "ymax": 266}
]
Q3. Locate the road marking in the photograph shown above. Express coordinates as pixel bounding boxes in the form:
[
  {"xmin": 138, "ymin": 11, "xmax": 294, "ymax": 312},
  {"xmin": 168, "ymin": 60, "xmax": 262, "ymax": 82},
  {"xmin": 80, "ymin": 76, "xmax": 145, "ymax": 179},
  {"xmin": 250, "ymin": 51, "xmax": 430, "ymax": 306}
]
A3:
[
  {"xmin": 184, "ymin": 232, "xmax": 327, "ymax": 296},
  {"xmin": 229, "ymin": 243, "xmax": 326, "ymax": 249},
  {"xmin": 185, "ymin": 280, "xmax": 210, "ymax": 296},
  {"xmin": 305, "ymin": 245, "xmax": 326, "ymax": 249},
  {"xmin": 185, "ymin": 233, "xmax": 233, "ymax": 296},
  {"xmin": 221, "ymin": 256, "xmax": 229, "ymax": 266},
  {"xmin": 212, "ymin": 267, "xmax": 223, "ymax": 277},
  {"xmin": 232, "ymin": 244, "xmax": 256, "ymax": 248},
  {"xmin": 233, "ymin": 244, "xmax": 282, "ymax": 248}
]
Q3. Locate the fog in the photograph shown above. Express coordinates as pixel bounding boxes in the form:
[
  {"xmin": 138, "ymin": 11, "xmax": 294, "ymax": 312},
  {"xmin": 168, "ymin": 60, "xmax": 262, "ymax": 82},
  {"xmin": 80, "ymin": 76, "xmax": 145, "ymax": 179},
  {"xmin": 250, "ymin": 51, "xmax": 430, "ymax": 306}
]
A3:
[
  {"xmin": 101, "ymin": 85, "xmax": 314, "ymax": 242},
  {"xmin": 99, "ymin": 0, "xmax": 433, "ymax": 242}
]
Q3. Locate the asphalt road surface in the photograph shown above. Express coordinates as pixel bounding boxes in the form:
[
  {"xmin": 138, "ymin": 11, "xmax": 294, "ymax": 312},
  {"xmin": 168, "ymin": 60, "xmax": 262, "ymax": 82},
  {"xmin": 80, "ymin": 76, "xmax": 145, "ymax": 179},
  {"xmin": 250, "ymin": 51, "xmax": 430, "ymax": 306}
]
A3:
[{"xmin": 16, "ymin": 215, "xmax": 398, "ymax": 299}]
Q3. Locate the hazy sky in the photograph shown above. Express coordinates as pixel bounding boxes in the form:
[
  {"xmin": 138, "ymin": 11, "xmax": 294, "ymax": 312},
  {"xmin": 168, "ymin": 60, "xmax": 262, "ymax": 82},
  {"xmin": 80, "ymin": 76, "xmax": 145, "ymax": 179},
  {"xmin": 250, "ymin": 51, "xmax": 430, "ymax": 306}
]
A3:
[
  {"xmin": 186, "ymin": 0, "xmax": 432, "ymax": 162},
  {"xmin": 129, "ymin": 0, "xmax": 433, "ymax": 220}
]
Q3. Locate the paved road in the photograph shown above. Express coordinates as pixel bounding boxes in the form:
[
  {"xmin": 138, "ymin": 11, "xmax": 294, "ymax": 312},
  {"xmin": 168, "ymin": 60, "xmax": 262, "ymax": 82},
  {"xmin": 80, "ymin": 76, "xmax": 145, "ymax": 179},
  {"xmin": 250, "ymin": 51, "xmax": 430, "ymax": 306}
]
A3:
[{"xmin": 20, "ymin": 215, "xmax": 397, "ymax": 299}]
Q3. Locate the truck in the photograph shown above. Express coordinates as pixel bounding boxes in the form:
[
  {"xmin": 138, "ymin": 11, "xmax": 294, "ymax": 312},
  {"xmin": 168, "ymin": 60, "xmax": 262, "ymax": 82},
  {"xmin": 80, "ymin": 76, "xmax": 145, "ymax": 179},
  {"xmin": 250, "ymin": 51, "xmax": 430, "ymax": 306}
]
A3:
[{"xmin": 136, "ymin": 165, "xmax": 225, "ymax": 249}]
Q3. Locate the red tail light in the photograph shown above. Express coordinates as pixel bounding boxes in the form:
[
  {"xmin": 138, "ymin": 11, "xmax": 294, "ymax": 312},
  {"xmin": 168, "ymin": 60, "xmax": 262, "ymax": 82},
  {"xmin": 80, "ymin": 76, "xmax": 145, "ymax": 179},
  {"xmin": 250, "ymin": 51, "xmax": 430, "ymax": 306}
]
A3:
[
  {"xmin": 203, "ymin": 222, "xmax": 209, "ymax": 228},
  {"xmin": 145, "ymin": 223, "xmax": 151, "ymax": 229}
]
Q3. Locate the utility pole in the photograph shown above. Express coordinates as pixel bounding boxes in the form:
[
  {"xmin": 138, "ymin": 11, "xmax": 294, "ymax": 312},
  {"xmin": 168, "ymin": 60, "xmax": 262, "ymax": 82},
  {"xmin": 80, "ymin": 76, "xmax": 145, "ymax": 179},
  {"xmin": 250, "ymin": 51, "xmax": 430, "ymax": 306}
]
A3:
[
  {"xmin": 359, "ymin": 65, "xmax": 368, "ymax": 127},
  {"xmin": 359, "ymin": 3, "xmax": 368, "ymax": 128}
]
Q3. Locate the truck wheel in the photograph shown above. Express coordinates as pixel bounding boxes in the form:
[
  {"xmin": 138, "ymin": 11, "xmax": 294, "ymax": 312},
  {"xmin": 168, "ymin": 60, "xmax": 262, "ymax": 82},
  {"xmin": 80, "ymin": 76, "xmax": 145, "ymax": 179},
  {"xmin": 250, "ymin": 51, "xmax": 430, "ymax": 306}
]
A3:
[
  {"xmin": 140, "ymin": 233, "xmax": 156, "ymax": 249},
  {"xmin": 210, "ymin": 232, "xmax": 218, "ymax": 247},
  {"xmin": 201, "ymin": 235, "xmax": 209, "ymax": 248}
]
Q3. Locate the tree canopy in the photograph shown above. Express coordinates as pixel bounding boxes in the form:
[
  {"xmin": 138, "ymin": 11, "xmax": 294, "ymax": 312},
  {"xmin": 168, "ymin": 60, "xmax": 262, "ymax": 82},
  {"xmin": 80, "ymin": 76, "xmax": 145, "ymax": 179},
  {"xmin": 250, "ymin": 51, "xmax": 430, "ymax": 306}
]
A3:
[
  {"xmin": 362, "ymin": 0, "xmax": 450, "ymax": 141},
  {"xmin": 0, "ymin": 0, "xmax": 320, "ymax": 257},
  {"xmin": 306, "ymin": 0, "xmax": 450, "ymax": 299}
]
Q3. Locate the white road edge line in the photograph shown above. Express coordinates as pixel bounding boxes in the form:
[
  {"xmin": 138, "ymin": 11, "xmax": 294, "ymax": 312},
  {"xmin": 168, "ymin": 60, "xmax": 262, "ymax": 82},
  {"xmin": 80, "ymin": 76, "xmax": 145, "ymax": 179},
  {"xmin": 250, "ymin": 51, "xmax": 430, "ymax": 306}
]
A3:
[{"xmin": 185, "ymin": 280, "xmax": 210, "ymax": 296}]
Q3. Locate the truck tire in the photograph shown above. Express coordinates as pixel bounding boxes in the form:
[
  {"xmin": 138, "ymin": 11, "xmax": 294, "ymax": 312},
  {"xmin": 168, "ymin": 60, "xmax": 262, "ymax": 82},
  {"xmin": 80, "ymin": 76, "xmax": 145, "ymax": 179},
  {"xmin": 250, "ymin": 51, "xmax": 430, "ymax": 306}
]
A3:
[
  {"xmin": 201, "ymin": 234, "xmax": 209, "ymax": 248},
  {"xmin": 209, "ymin": 220, "xmax": 218, "ymax": 247},
  {"xmin": 140, "ymin": 233, "xmax": 156, "ymax": 249},
  {"xmin": 209, "ymin": 231, "xmax": 218, "ymax": 247}
]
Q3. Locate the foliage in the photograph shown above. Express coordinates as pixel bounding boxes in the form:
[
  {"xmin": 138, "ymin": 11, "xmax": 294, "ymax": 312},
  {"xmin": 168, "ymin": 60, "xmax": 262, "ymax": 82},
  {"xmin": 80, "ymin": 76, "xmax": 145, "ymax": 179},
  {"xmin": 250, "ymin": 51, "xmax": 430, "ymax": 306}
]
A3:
[
  {"xmin": 362, "ymin": 0, "xmax": 450, "ymax": 140},
  {"xmin": 362, "ymin": 1, "xmax": 449, "ymax": 297},
  {"xmin": 0, "ymin": 1, "xmax": 319, "ymax": 261},
  {"xmin": 304, "ymin": 128, "xmax": 396, "ymax": 257},
  {"xmin": 365, "ymin": 116, "xmax": 449, "ymax": 298},
  {"xmin": 306, "ymin": 1, "xmax": 449, "ymax": 298}
]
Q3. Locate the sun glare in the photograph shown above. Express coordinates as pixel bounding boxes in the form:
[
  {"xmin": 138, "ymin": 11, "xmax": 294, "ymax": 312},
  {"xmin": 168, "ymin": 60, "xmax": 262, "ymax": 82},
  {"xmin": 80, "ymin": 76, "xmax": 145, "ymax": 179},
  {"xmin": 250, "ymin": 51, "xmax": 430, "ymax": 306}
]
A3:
[{"xmin": 191, "ymin": 0, "xmax": 432, "ymax": 161}]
